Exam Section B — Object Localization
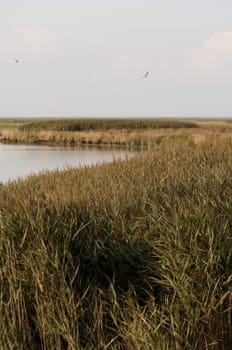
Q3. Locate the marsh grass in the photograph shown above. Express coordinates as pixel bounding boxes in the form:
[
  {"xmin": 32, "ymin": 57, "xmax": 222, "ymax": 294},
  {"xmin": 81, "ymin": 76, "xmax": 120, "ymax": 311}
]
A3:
[
  {"xmin": 1, "ymin": 139, "xmax": 232, "ymax": 348},
  {"xmin": 1, "ymin": 118, "xmax": 232, "ymax": 148},
  {"xmin": 18, "ymin": 118, "xmax": 199, "ymax": 131},
  {"xmin": 0, "ymin": 118, "xmax": 200, "ymax": 148}
]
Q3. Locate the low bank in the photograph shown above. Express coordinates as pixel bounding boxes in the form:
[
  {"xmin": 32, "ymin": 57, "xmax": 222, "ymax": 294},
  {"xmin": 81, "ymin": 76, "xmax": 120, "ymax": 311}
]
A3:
[{"xmin": 1, "ymin": 118, "xmax": 232, "ymax": 148}]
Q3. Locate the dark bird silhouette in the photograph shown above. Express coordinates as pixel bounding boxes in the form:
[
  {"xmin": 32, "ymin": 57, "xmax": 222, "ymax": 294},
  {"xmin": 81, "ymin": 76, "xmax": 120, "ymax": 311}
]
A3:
[
  {"xmin": 14, "ymin": 57, "xmax": 19, "ymax": 63},
  {"xmin": 141, "ymin": 71, "xmax": 149, "ymax": 78}
]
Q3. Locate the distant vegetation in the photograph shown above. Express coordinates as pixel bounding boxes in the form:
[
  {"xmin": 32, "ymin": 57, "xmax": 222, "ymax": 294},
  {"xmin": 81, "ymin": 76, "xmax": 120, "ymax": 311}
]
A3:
[
  {"xmin": 19, "ymin": 118, "xmax": 199, "ymax": 131},
  {"xmin": 1, "ymin": 117, "xmax": 232, "ymax": 148},
  {"xmin": 0, "ymin": 117, "xmax": 224, "ymax": 148},
  {"xmin": 1, "ymin": 139, "xmax": 232, "ymax": 349}
]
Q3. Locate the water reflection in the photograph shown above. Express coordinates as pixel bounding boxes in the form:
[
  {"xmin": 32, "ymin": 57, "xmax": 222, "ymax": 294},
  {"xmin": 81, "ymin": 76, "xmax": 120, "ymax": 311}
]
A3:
[{"xmin": 0, "ymin": 144, "xmax": 133, "ymax": 183}]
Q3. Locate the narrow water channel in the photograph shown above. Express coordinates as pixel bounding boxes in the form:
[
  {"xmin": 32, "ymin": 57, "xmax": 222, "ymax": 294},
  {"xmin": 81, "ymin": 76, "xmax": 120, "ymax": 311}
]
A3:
[{"xmin": 0, "ymin": 144, "xmax": 134, "ymax": 183}]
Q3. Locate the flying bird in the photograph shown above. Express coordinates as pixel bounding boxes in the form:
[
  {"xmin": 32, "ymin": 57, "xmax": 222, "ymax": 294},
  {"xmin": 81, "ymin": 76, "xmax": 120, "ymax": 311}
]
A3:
[
  {"xmin": 14, "ymin": 57, "xmax": 19, "ymax": 63},
  {"xmin": 141, "ymin": 71, "xmax": 149, "ymax": 78}
]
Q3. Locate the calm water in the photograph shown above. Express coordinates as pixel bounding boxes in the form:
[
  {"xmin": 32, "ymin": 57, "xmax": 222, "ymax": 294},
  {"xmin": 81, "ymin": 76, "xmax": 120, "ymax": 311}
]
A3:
[{"xmin": 0, "ymin": 144, "xmax": 134, "ymax": 183}]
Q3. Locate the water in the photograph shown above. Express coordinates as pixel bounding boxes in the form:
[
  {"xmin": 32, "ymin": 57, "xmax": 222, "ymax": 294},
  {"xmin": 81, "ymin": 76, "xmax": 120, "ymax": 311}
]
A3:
[{"xmin": 0, "ymin": 143, "xmax": 134, "ymax": 183}]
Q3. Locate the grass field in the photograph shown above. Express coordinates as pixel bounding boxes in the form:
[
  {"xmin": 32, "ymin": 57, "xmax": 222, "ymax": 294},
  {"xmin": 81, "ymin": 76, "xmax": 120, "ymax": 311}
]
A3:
[
  {"xmin": 1, "ymin": 117, "xmax": 232, "ymax": 148},
  {"xmin": 1, "ymin": 132, "xmax": 232, "ymax": 349}
]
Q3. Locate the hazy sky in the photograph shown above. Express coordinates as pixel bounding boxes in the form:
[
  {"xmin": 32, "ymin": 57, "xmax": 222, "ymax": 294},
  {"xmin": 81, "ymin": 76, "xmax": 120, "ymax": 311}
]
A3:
[{"xmin": 1, "ymin": 0, "xmax": 232, "ymax": 118}]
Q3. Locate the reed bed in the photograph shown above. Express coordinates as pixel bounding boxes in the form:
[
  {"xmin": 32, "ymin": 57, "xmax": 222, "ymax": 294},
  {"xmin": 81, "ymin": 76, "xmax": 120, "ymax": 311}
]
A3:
[
  {"xmin": 1, "ymin": 117, "xmax": 232, "ymax": 148},
  {"xmin": 1, "ymin": 139, "xmax": 232, "ymax": 349},
  {"xmin": 0, "ymin": 127, "xmax": 197, "ymax": 148},
  {"xmin": 0, "ymin": 118, "xmax": 199, "ymax": 148},
  {"xmin": 18, "ymin": 118, "xmax": 199, "ymax": 131}
]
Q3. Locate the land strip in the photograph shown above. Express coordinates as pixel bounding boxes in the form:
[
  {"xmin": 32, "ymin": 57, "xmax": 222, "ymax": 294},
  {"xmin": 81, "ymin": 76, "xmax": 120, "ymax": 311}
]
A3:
[{"xmin": 1, "ymin": 117, "xmax": 232, "ymax": 147}]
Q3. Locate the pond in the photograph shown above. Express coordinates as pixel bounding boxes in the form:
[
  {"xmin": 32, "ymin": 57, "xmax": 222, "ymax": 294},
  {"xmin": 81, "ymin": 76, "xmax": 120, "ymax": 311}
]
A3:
[{"xmin": 0, "ymin": 143, "xmax": 134, "ymax": 183}]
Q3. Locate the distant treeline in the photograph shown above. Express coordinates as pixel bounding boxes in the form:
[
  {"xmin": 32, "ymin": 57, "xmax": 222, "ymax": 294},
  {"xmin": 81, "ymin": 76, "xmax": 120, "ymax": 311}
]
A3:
[{"xmin": 20, "ymin": 118, "xmax": 199, "ymax": 131}]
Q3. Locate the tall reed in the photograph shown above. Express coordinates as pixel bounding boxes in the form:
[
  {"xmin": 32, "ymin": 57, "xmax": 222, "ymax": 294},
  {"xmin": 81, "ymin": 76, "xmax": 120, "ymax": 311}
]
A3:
[{"xmin": 0, "ymin": 139, "xmax": 232, "ymax": 348}]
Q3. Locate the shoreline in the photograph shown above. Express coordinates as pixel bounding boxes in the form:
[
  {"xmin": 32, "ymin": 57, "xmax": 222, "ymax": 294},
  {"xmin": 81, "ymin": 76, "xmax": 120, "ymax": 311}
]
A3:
[{"xmin": 0, "ymin": 117, "xmax": 232, "ymax": 148}]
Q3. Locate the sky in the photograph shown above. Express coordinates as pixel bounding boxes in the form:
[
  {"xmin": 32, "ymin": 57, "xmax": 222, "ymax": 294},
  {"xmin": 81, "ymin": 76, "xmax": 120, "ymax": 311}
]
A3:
[{"xmin": 0, "ymin": 0, "xmax": 232, "ymax": 118}]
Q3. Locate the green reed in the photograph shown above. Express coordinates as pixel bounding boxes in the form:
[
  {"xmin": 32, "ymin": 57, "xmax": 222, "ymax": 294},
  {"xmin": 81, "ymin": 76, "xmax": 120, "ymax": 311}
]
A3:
[
  {"xmin": 18, "ymin": 118, "xmax": 198, "ymax": 132},
  {"xmin": 0, "ymin": 140, "xmax": 232, "ymax": 349}
]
